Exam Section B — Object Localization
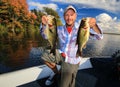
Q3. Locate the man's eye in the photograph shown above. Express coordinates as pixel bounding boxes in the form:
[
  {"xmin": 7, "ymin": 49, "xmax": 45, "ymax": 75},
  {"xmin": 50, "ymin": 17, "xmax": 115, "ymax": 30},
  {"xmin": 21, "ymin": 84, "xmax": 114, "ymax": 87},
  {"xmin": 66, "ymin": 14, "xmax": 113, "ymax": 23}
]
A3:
[{"xmin": 71, "ymin": 14, "xmax": 74, "ymax": 16}]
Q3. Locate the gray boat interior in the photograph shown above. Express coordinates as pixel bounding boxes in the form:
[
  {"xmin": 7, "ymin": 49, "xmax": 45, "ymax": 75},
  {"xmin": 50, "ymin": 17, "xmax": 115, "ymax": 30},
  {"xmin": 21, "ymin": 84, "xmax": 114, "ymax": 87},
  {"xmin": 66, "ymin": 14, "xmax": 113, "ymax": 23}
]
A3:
[{"xmin": 19, "ymin": 57, "xmax": 120, "ymax": 87}]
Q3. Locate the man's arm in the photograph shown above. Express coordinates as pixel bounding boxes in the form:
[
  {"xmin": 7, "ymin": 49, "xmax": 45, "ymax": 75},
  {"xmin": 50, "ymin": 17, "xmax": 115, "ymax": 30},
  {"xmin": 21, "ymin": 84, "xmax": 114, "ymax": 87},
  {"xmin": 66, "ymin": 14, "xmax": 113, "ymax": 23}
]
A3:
[
  {"xmin": 40, "ymin": 15, "xmax": 48, "ymax": 39},
  {"xmin": 89, "ymin": 18, "xmax": 103, "ymax": 40},
  {"xmin": 92, "ymin": 24, "xmax": 102, "ymax": 34}
]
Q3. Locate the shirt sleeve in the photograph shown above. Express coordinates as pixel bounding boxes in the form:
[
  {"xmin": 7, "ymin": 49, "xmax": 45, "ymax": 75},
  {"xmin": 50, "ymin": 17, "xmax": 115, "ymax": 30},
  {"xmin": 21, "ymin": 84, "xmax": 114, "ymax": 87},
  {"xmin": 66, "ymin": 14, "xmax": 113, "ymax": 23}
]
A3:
[
  {"xmin": 89, "ymin": 28, "xmax": 103, "ymax": 40},
  {"xmin": 40, "ymin": 23, "xmax": 47, "ymax": 39}
]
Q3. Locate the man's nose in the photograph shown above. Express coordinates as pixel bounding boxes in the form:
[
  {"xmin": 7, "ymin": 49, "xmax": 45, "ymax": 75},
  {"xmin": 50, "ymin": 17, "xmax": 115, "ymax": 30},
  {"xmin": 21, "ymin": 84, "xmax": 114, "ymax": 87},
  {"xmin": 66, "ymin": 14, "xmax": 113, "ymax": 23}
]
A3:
[{"xmin": 68, "ymin": 15, "xmax": 72, "ymax": 19}]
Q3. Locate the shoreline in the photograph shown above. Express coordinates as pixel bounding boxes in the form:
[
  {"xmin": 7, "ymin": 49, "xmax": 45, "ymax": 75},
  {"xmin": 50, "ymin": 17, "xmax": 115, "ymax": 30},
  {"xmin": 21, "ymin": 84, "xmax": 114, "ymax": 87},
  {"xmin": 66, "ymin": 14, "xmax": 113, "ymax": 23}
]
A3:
[{"xmin": 103, "ymin": 32, "xmax": 120, "ymax": 35}]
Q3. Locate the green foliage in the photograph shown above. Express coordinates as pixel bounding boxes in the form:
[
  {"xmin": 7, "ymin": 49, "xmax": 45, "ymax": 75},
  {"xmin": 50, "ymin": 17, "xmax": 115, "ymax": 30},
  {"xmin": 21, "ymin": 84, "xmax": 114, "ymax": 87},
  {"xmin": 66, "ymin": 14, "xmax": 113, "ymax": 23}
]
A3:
[
  {"xmin": 0, "ymin": 42, "xmax": 9, "ymax": 63},
  {"xmin": 43, "ymin": 7, "xmax": 60, "ymax": 18},
  {"xmin": 0, "ymin": 24, "xmax": 8, "ymax": 40},
  {"xmin": 31, "ymin": 7, "xmax": 63, "ymax": 27},
  {"xmin": 0, "ymin": 0, "xmax": 63, "ymax": 45},
  {"xmin": 31, "ymin": 9, "xmax": 44, "ymax": 27},
  {"xmin": 43, "ymin": 7, "xmax": 63, "ymax": 26}
]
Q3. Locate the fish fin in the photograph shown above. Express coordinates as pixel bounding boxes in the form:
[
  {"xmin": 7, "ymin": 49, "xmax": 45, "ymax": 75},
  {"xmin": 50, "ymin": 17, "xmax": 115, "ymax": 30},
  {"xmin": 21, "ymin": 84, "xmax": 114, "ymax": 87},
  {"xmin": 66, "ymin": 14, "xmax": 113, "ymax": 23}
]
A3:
[
  {"xmin": 76, "ymin": 25, "xmax": 80, "ymax": 45},
  {"xmin": 49, "ymin": 29, "xmax": 53, "ymax": 33},
  {"xmin": 50, "ymin": 43, "xmax": 56, "ymax": 55},
  {"xmin": 79, "ymin": 51, "xmax": 82, "ymax": 57},
  {"xmin": 76, "ymin": 49, "xmax": 82, "ymax": 57},
  {"xmin": 83, "ymin": 44, "xmax": 86, "ymax": 49},
  {"xmin": 76, "ymin": 41, "xmax": 78, "ymax": 45},
  {"xmin": 50, "ymin": 48, "xmax": 56, "ymax": 55}
]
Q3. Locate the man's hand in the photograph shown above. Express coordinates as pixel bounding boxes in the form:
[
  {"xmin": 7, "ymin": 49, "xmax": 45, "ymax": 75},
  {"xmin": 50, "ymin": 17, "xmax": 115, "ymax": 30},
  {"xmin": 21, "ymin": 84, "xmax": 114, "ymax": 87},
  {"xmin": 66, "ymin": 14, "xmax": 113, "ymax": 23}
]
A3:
[
  {"xmin": 41, "ymin": 15, "xmax": 48, "ymax": 25},
  {"xmin": 89, "ymin": 18, "xmax": 101, "ymax": 34},
  {"xmin": 61, "ymin": 53, "xmax": 66, "ymax": 58},
  {"xmin": 88, "ymin": 18, "xmax": 96, "ymax": 28}
]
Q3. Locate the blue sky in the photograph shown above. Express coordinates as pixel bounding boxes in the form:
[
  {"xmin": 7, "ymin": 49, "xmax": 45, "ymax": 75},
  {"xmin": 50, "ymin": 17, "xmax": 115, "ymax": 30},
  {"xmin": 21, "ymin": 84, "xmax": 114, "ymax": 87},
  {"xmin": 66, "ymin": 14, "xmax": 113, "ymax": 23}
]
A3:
[{"xmin": 27, "ymin": 0, "xmax": 120, "ymax": 33}]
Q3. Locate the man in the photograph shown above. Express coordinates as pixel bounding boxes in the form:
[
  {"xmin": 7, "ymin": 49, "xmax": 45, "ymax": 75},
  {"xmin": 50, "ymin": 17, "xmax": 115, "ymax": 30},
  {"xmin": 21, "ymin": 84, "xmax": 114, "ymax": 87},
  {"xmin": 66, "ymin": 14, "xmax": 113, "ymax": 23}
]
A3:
[{"xmin": 40, "ymin": 5, "xmax": 103, "ymax": 87}]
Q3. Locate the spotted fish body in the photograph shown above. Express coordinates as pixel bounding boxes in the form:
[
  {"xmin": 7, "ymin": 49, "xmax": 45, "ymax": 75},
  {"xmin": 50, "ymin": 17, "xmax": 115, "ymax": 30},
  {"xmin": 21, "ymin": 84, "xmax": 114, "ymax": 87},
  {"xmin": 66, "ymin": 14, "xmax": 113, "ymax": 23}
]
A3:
[
  {"xmin": 44, "ymin": 15, "xmax": 57, "ymax": 55},
  {"xmin": 76, "ymin": 18, "xmax": 90, "ymax": 57}
]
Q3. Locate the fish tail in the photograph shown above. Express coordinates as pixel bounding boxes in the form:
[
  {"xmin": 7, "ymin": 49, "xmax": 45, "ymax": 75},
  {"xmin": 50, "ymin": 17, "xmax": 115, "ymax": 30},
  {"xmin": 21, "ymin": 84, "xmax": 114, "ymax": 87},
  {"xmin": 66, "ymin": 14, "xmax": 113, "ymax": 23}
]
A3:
[
  {"xmin": 83, "ymin": 43, "xmax": 86, "ymax": 49},
  {"xmin": 50, "ymin": 41, "xmax": 57, "ymax": 55},
  {"xmin": 76, "ymin": 49, "xmax": 82, "ymax": 57},
  {"xmin": 50, "ymin": 47, "xmax": 56, "ymax": 55},
  {"xmin": 79, "ymin": 51, "xmax": 82, "ymax": 57}
]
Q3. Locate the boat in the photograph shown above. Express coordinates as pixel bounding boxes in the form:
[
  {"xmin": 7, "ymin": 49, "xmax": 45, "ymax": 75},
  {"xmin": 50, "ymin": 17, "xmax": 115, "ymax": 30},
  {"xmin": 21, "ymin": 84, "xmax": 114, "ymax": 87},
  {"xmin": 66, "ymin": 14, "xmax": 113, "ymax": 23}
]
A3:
[{"xmin": 0, "ymin": 53, "xmax": 120, "ymax": 87}]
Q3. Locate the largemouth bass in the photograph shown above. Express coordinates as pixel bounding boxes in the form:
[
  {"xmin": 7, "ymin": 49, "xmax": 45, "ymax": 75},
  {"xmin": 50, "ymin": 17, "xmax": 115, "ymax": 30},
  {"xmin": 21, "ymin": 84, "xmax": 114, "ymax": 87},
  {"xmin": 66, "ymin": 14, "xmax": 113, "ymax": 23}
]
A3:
[
  {"xmin": 76, "ymin": 18, "xmax": 90, "ymax": 57},
  {"xmin": 44, "ymin": 15, "xmax": 57, "ymax": 55}
]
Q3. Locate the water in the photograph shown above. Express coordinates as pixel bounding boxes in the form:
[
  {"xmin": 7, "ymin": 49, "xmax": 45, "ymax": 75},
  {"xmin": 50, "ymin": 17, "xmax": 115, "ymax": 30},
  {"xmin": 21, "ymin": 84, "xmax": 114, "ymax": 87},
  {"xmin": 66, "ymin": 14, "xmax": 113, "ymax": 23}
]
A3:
[
  {"xmin": 83, "ymin": 34, "xmax": 120, "ymax": 57},
  {"xmin": 0, "ymin": 34, "xmax": 120, "ymax": 74},
  {"xmin": 0, "ymin": 40, "xmax": 46, "ymax": 74}
]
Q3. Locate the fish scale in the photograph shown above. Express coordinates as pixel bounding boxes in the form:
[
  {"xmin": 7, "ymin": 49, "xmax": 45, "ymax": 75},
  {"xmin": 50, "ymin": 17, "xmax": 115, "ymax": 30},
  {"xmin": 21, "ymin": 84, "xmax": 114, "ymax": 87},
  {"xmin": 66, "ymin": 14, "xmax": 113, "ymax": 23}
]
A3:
[
  {"xmin": 76, "ymin": 18, "xmax": 90, "ymax": 57},
  {"xmin": 44, "ymin": 15, "xmax": 58, "ymax": 55}
]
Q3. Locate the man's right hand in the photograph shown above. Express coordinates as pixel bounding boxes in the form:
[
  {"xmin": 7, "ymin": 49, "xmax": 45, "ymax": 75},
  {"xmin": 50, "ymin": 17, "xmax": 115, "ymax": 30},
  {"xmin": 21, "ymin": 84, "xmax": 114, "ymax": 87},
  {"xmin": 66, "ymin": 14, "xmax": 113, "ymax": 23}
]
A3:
[
  {"xmin": 41, "ymin": 15, "xmax": 48, "ymax": 25},
  {"xmin": 61, "ymin": 53, "xmax": 66, "ymax": 58}
]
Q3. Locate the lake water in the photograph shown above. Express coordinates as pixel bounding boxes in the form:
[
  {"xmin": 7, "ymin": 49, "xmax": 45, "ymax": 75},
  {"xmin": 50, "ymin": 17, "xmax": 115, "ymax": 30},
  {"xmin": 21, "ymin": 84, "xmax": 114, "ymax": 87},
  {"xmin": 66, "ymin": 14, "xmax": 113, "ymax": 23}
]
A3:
[
  {"xmin": 0, "ymin": 34, "xmax": 120, "ymax": 74},
  {"xmin": 83, "ymin": 34, "xmax": 120, "ymax": 57}
]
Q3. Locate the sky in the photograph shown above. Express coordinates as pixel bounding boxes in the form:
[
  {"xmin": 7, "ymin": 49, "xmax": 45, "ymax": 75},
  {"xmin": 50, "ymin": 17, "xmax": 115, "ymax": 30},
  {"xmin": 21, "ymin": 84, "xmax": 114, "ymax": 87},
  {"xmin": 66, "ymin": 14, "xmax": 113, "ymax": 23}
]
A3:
[{"xmin": 27, "ymin": 0, "xmax": 120, "ymax": 34}]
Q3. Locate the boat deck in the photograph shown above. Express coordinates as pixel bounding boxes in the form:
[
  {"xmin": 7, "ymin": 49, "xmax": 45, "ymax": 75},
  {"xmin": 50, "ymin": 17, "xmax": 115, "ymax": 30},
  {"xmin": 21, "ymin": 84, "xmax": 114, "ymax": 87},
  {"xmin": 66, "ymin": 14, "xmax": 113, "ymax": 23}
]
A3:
[{"xmin": 18, "ymin": 58, "xmax": 120, "ymax": 87}]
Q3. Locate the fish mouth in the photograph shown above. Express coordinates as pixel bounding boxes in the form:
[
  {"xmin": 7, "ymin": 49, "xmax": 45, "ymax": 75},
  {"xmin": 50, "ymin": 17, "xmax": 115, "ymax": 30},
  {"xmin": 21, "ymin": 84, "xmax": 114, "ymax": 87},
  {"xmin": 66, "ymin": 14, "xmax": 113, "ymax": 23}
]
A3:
[
  {"xmin": 83, "ymin": 27, "xmax": 88, "ymax": 30},
  {"xmin": 48, "ymin": 24, "xmax": 53, "ymax": 27}
]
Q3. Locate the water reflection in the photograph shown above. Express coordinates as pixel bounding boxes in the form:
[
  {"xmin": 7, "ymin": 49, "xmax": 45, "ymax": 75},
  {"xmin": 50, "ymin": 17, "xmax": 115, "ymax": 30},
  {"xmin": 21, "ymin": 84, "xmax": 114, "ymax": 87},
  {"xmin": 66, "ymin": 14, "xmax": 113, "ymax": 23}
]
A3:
[
  {"xmin": 0, "ymin": 41, "xmax": 35, "ymax": 72},
  {"xmin": 0, "ymin": 29, "xmax": 48, "ymax": 74},
  {"xmin": 83, "ymin": 34, "xmax": 120, "ymax": 57},
  {"xmin": 0, "ymin": 33, "xmax": 120, "ymax": 74}
]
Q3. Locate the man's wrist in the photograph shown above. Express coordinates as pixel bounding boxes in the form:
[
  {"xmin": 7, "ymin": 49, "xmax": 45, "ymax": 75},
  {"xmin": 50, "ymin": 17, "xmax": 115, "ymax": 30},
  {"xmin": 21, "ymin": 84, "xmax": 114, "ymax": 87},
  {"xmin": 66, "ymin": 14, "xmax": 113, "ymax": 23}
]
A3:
[
  {"xmin": 92, "ymin": 24, "xmax": 101, "ymax": 34},
  {"xmin": 42, "ymin": 23, "xmax": 46, "ymax": 26},
  {"xmin": 61, "ymin": 53, "xmax": 66, "ymax": 58}
]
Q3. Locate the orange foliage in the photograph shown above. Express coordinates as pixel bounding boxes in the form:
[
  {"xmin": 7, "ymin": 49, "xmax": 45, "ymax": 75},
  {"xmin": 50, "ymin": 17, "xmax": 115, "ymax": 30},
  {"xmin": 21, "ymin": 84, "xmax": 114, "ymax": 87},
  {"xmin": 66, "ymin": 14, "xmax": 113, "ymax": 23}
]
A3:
[
  {"xmin": 1, "ymin": 0, "xmax": 37, "ymax": 25},
  {"xmin": 31, "ymin": 12, "xmax": 37, "ymax": 19},
  {"xmin": 8, "ymin": 0, "xmax": 29, "ymax": 16}
]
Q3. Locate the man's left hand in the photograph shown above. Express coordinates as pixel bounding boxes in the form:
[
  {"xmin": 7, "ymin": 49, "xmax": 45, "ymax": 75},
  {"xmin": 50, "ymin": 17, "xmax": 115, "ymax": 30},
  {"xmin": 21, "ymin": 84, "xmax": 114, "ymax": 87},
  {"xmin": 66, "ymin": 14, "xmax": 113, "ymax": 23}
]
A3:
[
  {"xmin": 88, "ymin": 17, "xmax": 102, "ymax": 34},
  {"xmin": 88, "ymin": 18, "xmax": 96, "ymax": 28}
]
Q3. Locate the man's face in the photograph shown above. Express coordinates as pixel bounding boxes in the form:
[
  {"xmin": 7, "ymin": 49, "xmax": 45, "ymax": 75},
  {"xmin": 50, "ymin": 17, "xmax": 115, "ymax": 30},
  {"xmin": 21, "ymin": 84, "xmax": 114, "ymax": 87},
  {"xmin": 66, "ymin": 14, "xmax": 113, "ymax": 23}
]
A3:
[{"xmin": 64, "ymin": 9, "xmax": 77, "ymax": 26}]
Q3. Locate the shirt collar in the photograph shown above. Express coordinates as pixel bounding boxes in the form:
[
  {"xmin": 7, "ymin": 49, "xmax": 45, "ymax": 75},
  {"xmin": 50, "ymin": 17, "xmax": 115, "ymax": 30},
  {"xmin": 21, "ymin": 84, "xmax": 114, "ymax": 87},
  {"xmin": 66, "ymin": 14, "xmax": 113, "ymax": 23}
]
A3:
[{"xmin": 64, "ymin": 24, "xmax": 77, "ymax": 30}]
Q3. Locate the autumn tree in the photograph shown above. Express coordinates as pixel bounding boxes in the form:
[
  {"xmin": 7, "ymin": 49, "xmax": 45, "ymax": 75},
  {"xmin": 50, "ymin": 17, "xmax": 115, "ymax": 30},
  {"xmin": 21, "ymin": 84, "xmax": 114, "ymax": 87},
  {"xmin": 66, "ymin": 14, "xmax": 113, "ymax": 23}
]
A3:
[
  {"xmin": 0, "ymin": 0, "xmax": 10, "ymax": 24},
  {"xmin": 0, "ymin": 0, "xmax": 37, "ymax": 31}
]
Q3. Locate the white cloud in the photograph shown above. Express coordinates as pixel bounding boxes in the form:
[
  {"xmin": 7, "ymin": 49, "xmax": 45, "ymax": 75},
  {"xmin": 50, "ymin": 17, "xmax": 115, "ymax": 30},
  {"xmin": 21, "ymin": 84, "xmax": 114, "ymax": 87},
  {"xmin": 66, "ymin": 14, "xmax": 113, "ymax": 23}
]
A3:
[
  {"xmin": 28, "ymin": 1, "xmax": 58, "ymax": 11},
  {"xmin": 77, "ymin": 13, "xmax": 120, "ymax": 34},
  {"xmin": 96, "ymin": 13, "xmax": 120, "ymax": 34},
  {"xmin": 60, "ymin": 8, "xmax": 64, "ymax": 12},
  {"xmin": 96, "ymin": 13, "xmax": 112, "ymax": 23},
  {"xmin": 51, "ymin": 0, "xmax": 120, "ymax": 14}
]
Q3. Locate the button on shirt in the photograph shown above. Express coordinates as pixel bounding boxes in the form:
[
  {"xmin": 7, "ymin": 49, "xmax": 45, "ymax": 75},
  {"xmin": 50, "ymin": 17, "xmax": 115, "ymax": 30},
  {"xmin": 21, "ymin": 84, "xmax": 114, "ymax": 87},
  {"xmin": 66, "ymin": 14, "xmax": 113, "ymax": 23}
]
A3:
[{"xmin": 40, "ymin": 24, "xmax": 103, "ymax": 64}]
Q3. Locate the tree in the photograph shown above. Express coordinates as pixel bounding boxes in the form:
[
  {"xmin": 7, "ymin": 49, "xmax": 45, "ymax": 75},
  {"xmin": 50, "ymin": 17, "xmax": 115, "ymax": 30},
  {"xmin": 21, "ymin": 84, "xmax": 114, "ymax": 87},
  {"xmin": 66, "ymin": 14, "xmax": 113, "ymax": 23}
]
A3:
[
  {"xmin": 31, "ymin": 9, "xmax": 45, "ymax": 27},
  {"xmin": 0, "ymin": 0, "xmax": 10, "ymax": 24},
  {"xmin": 31, "ymin": 7, "xmax": 63, "ymax": 27},
  {"xmin": 43, "ymin": 7, "xmax": 63, "ymax": 26},
  {"xmin": 0, "ymin": 0, "xmax": 37, "ymax": 29}
]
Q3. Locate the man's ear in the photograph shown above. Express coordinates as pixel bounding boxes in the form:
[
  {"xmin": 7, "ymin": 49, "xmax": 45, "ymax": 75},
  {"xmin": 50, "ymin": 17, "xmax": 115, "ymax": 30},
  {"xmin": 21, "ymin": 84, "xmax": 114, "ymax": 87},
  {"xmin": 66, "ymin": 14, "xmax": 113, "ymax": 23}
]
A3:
[{"xmin": 74, "ymin": 13, "xmax": 77, "ymax": 19}]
